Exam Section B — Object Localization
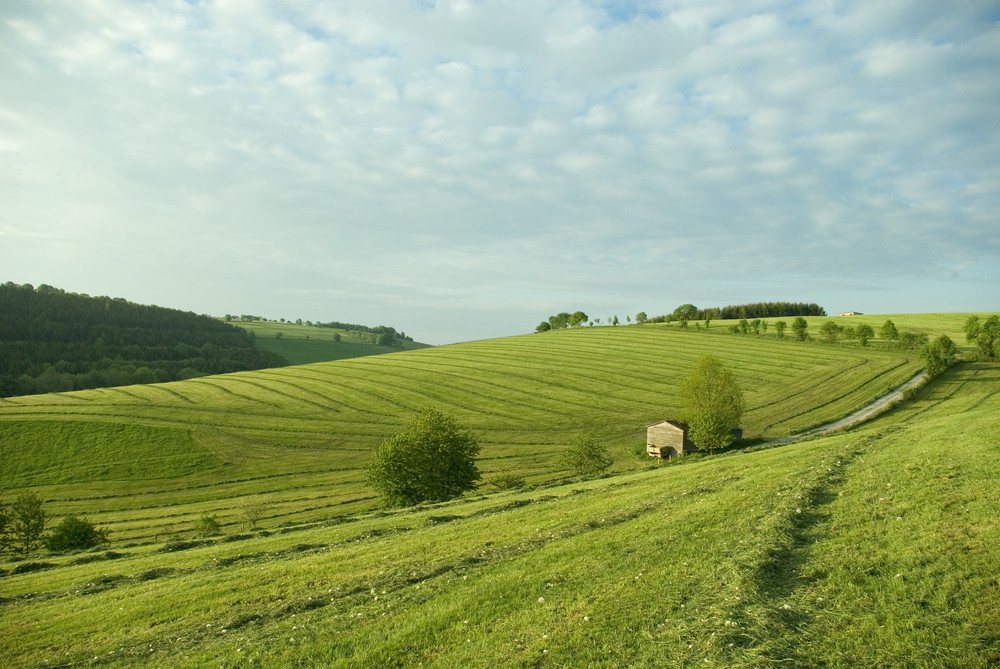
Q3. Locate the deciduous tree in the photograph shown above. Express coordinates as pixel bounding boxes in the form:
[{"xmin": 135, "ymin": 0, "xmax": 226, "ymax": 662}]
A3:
[
  {"xmin": 673, "ymin": 304, "xmax": 697, "ymax": 328},
  {"xmin": 238, "ymin": 496, "xmax": 270, "ymax": 531},
  {"xmin": 366, "ymin": 409, "xmax": 480, "ymax": 507},
  {"xmin": 922, "ymin": 335, "xmax": 960, "ymax": 378},
  {"xmin": 856, "ymin": 323, "xmax": 875, "ymax": 347},
  {"xmin": 549, "ymin": 313, "xmax": 572, "ymax": 330},
  {"xmin": 819, "ymin": 320, "xmax": 842, "ymax": 344},
  {"xmin": 964, "ymin": 315, "xmax": 1000, "ymax": 360},
  {"xmin": 563, "ymin": 436, "xmax": 614, "ymax": 476},
  {"xmin": 899, "ymin": 331, "xmax": 928, "ymax": 350},
  {"xmin": 10, "ymin": 491, "xmax": 46, "ymax": 556},
  {"xmin": 792, "ymin": 317, "xmax": 809, "ymax": 341},
  {"xmin": 881, "ymin": 320, "xmax": 899, "ymax": 341},
  {"xmin": 679, "ymin": 355, "xmax": 745, "ymax": 454}
]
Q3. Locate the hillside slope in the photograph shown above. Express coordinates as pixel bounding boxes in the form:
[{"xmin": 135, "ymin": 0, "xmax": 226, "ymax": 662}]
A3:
[
  {"xmin": 0, "ymin": 283, "xmax": 287, "ymax": 396},
  {"xmin": 235, "ymin": 319, "xmax": 431, "ymax": 366},
  {"xmin": 1, "ymin": 362, "xmax": 997, "ymax": 667},
  {"xmin": 0, "ymin": 325, "xmax": 923, "ymax": 544}
]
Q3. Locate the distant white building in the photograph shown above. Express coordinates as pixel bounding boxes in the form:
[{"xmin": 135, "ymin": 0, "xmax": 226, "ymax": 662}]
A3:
[{"xmin": 839, "ymin": 311, "xmax": 863, "ymax": 316}]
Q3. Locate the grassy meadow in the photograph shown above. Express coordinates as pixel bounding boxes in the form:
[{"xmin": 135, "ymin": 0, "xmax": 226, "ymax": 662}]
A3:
[
  {"xmin": 680, "ymin": 312, "xmax": 981, "ymax": 349},
  {"xmin": 233, "ymin": 320, "xmax": 430, "ymax": 366},
  {"xmin": 0, "ymin": 323, "xmax": 927, "ymax": 546},
  {"xmin": 1, "ymin": 358, "xmax": 997, "ymax": 667}
]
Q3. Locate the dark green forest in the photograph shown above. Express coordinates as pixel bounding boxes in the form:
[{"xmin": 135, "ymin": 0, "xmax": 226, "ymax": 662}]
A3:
[
  {"xmin": 0, "ymin": 283, "xmax": 287, "ymax": 397},
  {"xmin": 677, "ymin": 302, "xmax": 827, "ymax": 321}
]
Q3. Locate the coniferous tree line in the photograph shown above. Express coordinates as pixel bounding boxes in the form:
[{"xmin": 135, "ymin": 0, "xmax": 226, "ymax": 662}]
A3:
[
  {"xmin": 0, "ymin": 282, "xmax": 288, "ymax": 397},
  {"xmin": 675, "ymin": 302, "xmax": 827, "ymax": 321}
]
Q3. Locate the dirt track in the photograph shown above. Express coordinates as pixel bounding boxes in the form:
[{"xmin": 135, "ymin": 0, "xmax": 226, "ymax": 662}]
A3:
[{"xmin": 770, "ymin": 370, "xmax": 928, "ymax": 445}]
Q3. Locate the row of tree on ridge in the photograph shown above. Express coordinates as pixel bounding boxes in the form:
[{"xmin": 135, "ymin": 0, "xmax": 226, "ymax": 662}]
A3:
[{"xmin": 535, "ymin": 302, "xmax": 826, "ymax": 332}]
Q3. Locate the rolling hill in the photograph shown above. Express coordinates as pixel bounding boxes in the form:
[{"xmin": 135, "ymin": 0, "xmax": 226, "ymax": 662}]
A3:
[
  {"xmin": 0, "ymin": 283, "xmax": 288, "ymax": 397},
  {"xmin": 234, "ymin": 319, "xmax": 431, "ymax": 366},
  {"xmin": 1, "ymin": 346, "xmax": 997, "ymax": 666},
  {"xmin": 0, "ymin": 322, "xmax": 927, "ymax": 546}
]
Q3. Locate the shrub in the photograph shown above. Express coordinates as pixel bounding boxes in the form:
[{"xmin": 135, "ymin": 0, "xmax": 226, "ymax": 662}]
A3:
[
  {"xmin": 564, "ymin": 436, "xmax": 614, "ymax": 476},
  {"xmin": 486, "ymin": 473, "xmax": 527, "ymax": 491},
  {"xmin": 196, "ymin": 514, "xmax": 223, "ymax": 537},
  {"xmin": 45, "ymin": 516, "xmax": 109, "ymax": 552}
]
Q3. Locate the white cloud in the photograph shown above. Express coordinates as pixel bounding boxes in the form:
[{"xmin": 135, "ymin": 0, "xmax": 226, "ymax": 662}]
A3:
[{"xmin": 1, "ymin": 0, "xmax": 997, "ymax": 343}]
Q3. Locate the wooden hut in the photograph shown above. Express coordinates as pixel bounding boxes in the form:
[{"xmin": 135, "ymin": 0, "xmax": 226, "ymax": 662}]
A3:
[{"xmin": 646, "ymin": 420, "xmax": 693, "ymax": 459}]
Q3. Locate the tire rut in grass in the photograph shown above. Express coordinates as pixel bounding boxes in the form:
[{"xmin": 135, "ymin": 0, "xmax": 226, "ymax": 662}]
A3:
[{"xmin": 719, "ymin": 430, "xmax": 895, "ymax": 662}]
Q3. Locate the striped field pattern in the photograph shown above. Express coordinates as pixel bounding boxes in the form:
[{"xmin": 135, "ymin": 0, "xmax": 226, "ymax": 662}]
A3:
[
  {"xmin": 0, "ymin": 323, "xmax": 923, "ymax": 544},
  {"xmin": 1, "ymin": 361, "xmax": 997, "ymax": 667}
]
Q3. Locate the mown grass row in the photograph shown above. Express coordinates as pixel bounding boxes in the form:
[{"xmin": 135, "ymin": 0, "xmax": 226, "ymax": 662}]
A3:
[
  {"xmin": 0, "ymin": 324, "xmax": 927, "ymax": 545},
  {"xmin": 1, "ymin": 362, "xmax": 996, "ymax": 667}
]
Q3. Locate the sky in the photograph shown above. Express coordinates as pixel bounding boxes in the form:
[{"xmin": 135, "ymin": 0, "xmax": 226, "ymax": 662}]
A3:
[{"xmin": 2, "ymin": 1, "xmax": 998, "ymax": 345}]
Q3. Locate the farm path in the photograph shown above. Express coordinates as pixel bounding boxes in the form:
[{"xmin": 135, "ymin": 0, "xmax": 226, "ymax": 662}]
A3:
[{"xmin": 770, "ymin": 370, "xmax": 928, "ymax": 444}]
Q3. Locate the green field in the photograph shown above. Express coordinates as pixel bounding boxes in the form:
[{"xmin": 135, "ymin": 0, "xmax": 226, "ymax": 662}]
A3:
[
  {"xmin": 1, "ymin": 352, "xmax": 997, "ymax": 666},
  {"xmin": 0, "ymin": 322, "xmax": 928, "ymax": 546},
  {"xmin": 680, "ymin": 312, "xmax": 981, "ymax": 348},
  {"xmin": 233, "ymin": 320, "xmax": 431, "ymax": 365}
]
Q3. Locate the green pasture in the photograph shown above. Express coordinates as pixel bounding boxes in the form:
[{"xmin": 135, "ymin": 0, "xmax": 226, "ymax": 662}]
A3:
[
  {"xmin": 670, "ymin": 312, "xmax": 982, "ymax": 350},
  {"xmin": 233, "ymin": 320, "xmax": 430, "ymax": 365},
  {"xmin": 0, "ymin": 322, "xmax": 932, "ymax": 546},
  {"xmin": 1, "ymin": 360, "xmax": 997, "ymax": 667}
]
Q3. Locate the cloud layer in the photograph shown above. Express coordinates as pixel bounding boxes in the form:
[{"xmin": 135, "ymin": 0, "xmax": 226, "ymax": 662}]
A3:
[{"xmin": 2, "ymin": 1, "xmax": 998, "ymax": 343}]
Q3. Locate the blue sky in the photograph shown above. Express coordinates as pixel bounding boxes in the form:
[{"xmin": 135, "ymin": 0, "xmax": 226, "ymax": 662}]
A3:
[{"xmin": 2, "ymin": 1, "xmax": 998, "ymax": 345}]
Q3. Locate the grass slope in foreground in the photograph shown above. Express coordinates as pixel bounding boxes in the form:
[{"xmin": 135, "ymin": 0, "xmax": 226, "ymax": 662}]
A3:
[
  {"xmin": 0, "ymin": 326, "xmax": 923, "ymax": 544},
  {"xmin": 1, "ymin": 362, "xmax": 997, "ymax": 667}
]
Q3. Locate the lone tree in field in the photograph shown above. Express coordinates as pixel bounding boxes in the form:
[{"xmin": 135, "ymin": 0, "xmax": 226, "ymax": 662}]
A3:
[
  {"xmin": 366, "ymin": 409, "xmax": 481, "ymax": 507},
  {"xmin": 679, "ymin": 355, "xmax": 746, "ymax": 454},
  {"xmin": 563, "ymin": 435, "xmax": 614, "ymax": 477},
  {"xmin": 238, "ymin": 496, "xmax": 270, "ymax": 531},
  {"xmin": 9, "ymin": 491, "xmax": 46, "ymax": 556}
]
